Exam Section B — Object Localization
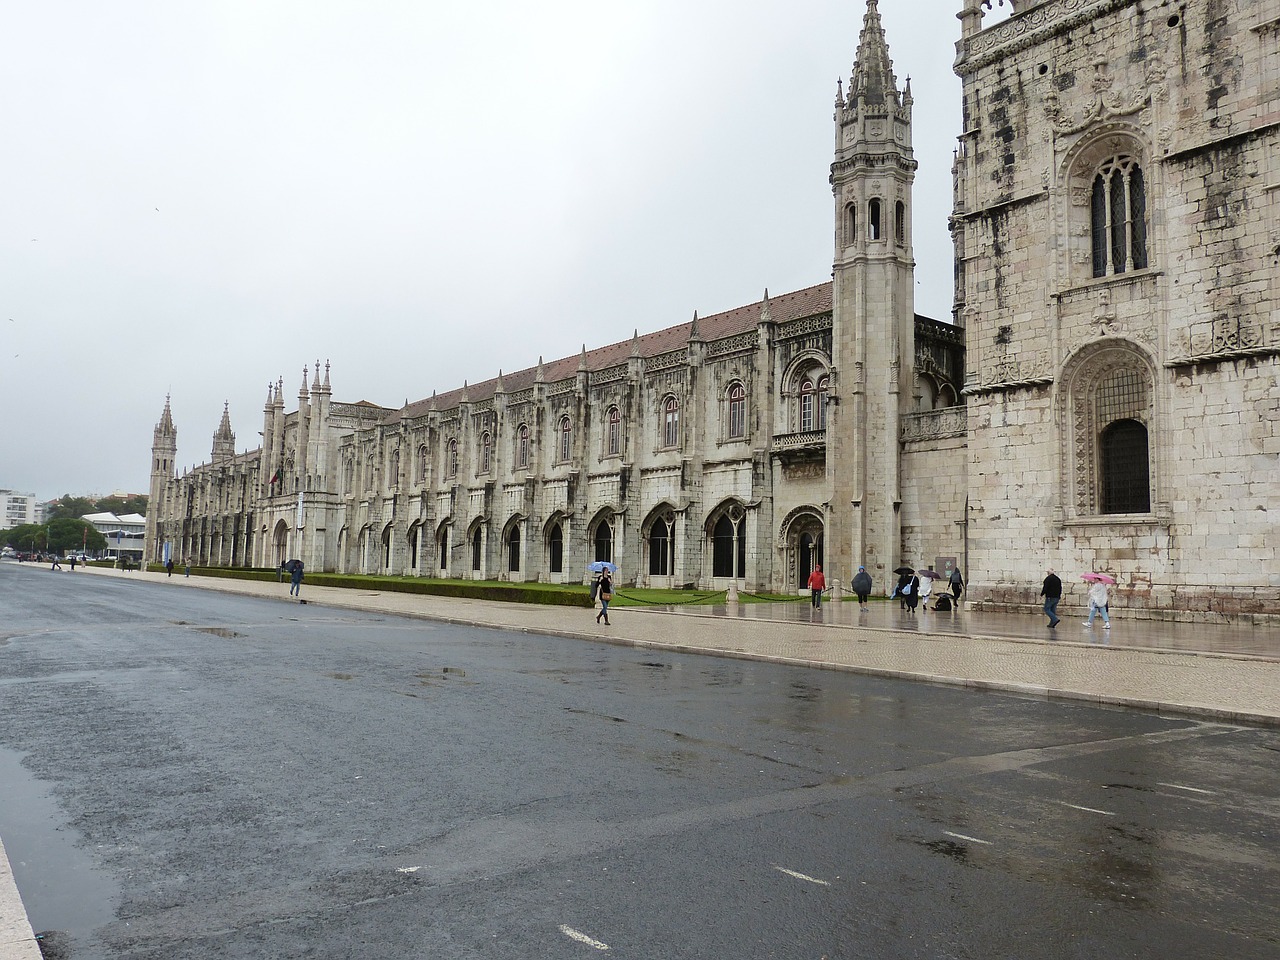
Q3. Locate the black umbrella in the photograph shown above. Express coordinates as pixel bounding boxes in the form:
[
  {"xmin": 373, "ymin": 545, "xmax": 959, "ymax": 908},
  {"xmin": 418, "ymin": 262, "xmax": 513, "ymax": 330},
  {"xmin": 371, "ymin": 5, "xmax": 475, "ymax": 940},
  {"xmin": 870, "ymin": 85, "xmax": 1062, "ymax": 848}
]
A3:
[
  {"xmin": 893, "ymin": 566, "xmax": 915, "ymax": 576},
  {"xmin": 285, "ymin": 559, "xmax": 304, "ymax": 573}
]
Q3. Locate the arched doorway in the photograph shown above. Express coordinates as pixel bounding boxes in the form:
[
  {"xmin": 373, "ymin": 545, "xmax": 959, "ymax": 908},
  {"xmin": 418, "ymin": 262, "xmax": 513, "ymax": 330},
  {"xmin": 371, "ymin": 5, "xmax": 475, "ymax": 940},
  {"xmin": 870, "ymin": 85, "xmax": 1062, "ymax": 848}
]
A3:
[
  {"xmin": 272, "ymin": 519, "xmax": 289, "ymax": 568},
  {"xmin": 547, "ymin": 522, "xmax": 564, "ymax": 575},
  {"xmin": 707, "ymin": 502, "xmax": 746, "ymax": 581},
  {"xmin": 593, "ymin": 515, "xmax": 613, "ymax": 563},
  {"xmin": 798, "ymin": 530, "xmax": 824, "ymax": 589},
  {"xmin": 381, "ymin": 523, "xmax": 393, "ymax": 572}
]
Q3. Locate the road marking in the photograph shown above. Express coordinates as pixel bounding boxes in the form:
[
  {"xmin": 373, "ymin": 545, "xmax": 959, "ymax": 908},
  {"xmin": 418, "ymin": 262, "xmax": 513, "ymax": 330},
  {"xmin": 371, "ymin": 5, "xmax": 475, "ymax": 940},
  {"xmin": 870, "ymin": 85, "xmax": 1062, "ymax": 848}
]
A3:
[
  {"xmin": 1158, "ymin": 782, "xmax": 1215, "ymax": 795},
  {"xmin": 396, "ymin": 866, "xmax": 421, "ymax": 873},
  {"xmin": 559, "ymin": 925, "xmax": 610, "ymax": 951},
  {"xmin": 943, "ymin": 831, "xmax": 992, "ymax": 845},
  {"xmin": 774, "ymin": 865, "xmax": 831, "ymax": 886},
  {"xmin": 1055, "ymin": 800, "xmax": 1115, "ymax": 816}
]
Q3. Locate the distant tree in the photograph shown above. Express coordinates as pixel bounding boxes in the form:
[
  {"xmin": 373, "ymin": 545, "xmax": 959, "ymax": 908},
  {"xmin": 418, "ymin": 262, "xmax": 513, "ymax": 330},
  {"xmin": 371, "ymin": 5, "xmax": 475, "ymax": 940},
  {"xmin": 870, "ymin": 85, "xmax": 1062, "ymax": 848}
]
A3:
[
  {"xmin": 97, "ymin": 494, "xmax": 148, "ymax": 516},
  {"xmin": 47, "ymin": 518, "xmax": 107, "ymax": 554},
  {"xmin": 2, "ymin": 523, "xmax": 49, "ymax": 552},
  {"xmin": 47, "ymin": 496, "xmax": 97, "ymax": 521}
]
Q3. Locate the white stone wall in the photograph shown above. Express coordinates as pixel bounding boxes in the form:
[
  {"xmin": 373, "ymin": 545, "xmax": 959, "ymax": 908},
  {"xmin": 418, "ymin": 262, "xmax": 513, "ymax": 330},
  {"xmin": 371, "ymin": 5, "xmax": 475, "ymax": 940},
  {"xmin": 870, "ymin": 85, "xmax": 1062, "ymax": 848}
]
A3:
[{"xmin": 954, "ymin": 0, "xmax": 1280, "ymax": 616}]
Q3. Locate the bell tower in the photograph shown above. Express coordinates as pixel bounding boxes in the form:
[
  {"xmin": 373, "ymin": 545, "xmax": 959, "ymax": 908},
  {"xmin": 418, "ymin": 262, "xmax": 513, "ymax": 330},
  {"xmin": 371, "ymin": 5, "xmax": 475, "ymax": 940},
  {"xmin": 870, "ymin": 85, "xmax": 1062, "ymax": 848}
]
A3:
[
  {"xmin": 145, "ymin": 395, "xmax": 178, "ymax": 563},
  {"xmin": 828, "ymin": 0, "xmax": 917, "ymax": 589}
]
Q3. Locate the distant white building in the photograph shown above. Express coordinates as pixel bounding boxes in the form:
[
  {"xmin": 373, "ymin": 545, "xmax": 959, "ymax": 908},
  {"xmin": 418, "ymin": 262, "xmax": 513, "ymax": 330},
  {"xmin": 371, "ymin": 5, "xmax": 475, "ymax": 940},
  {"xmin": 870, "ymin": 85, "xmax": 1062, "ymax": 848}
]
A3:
[
  {"xmin": 83, "ymin": 512, "xmax": 147, "ymax": 560},
  {"xmin": 0, "ymin": 490, "xmax": 38, "ymax": 531}
]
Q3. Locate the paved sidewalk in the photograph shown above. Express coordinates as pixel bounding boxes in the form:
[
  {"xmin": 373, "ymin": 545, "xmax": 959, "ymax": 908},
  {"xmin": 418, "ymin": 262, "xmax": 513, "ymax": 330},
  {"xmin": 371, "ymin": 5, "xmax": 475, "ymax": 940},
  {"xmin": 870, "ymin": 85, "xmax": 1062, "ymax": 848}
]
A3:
[{"xmin": 3, "ymin": 564, "xmax": 1278, "ymax": 959}]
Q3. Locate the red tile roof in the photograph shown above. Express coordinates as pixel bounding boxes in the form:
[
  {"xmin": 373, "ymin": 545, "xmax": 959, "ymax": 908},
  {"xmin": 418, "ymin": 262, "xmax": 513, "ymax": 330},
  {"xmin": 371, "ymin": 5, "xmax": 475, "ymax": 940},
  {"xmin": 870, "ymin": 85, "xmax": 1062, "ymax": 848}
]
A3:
[{"xmin": 385, "ymin": 282, "xmax": 833, "ymax": 424}]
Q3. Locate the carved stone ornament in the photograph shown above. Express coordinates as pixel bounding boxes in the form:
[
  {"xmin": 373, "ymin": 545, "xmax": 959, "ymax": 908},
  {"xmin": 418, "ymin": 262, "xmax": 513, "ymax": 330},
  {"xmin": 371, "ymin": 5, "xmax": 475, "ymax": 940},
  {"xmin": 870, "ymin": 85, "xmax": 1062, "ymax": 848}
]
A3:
[{"xmin": 1044, "ymin": 60, "xmax": 1148, "ymax": 136}]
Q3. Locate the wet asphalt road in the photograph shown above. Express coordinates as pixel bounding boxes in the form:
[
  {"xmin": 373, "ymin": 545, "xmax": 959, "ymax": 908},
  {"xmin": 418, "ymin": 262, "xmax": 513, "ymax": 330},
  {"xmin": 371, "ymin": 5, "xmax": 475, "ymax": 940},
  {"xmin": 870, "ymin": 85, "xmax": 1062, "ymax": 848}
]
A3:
[{"xmin": 1, "ymin": 564, "xmax": 1278, "ymax": 960}]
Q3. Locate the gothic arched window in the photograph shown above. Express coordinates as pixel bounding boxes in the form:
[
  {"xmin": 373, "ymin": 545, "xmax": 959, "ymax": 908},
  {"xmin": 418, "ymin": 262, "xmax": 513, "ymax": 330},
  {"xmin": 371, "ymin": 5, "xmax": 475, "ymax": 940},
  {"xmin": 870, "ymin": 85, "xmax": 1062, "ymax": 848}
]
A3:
[
  {"xmin": 606, "ymin": 405, "xmax": 622, "ymax": 456},
  {"xmin": 869, "ymin": 198, "xmax": 882, "ymax": 240},
  {"xmin": 479, "ymin": 431, "xmax": 492, "ymax": 474},
  {"xmin": 799, "ymin": 375, "xmax": 829, "ymax": 431},
  {"xmin": 1091, "ymin": 156, "xmax": 1147, "ymax": 277},
  {"xmin": 416, "ymin": 445, "xmax": 428, "ymax": 484},
  {"xmin": 845, "ymin": 203, "xmax": 857, "ymax": 247},
  {"xmin": 507, "ymin": 524, "xmax": 520, "ymax": 572},
  {"xmin": 516, "ymin": 424, "xmax": 530, "ymax": 469},
  {"xmin": 593, "ymin": 516, "xmax": 613, "ymax": 563},
  {"xmin": 895, "ymin": 200, "xmax": 906, "ymax": 248},
  {"xmin": 727, "ymin": 382, "xmax": 747, "ymax": 439},
  {"xmin": 648, "ymin": 515, "xmax": 674, "ymax": 576},
  {"xmin": 1065, "ymin": 343, "xmax": 1155, "ymax": 518},
  {"xmin": 446, "ymin": 439, "xmax": 458, "ymax": 479},
  {"xmin": 662, "ymin": 396, "xmax": 680, "ymax": 448},
  {"xmin": 558, "ymin": 416, "xmax": 572, "ymax": 462}
]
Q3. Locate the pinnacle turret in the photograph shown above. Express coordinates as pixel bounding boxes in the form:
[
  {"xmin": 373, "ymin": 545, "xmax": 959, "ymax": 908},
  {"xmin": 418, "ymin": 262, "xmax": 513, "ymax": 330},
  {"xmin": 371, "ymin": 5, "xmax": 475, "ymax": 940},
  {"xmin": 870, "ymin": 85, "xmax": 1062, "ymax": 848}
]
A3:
[{"xmin": 848, "ymin": 0, "xmax": 901, "ymax": 111}]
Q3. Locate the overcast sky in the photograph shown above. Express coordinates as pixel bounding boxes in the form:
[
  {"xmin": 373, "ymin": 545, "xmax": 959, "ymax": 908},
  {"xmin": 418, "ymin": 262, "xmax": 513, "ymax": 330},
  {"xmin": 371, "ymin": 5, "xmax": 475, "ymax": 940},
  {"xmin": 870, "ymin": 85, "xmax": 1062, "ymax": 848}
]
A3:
[{"xmin": 1, "ymin": 1, "xmax": 1011, "ymax": 503}]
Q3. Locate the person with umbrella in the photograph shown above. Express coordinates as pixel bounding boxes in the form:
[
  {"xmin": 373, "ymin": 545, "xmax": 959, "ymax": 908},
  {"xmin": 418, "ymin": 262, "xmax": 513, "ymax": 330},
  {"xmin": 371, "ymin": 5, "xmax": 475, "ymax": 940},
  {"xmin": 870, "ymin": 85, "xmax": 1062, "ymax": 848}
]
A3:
[
  {"xmin": 851, "ymin": 565, "xmax": 873, "ymax": 607},
  {"xmin": 893, "ymin": 566, "xmax": 914, "ymax": 609},
  {"xmin": 916, "ymin": 568, "xmax": 935, "ymax": 610},
  {"xmin": 1082, "ymin": 573, "xmax": 1113, "ymax": 629},
  {"xmin": 595, "ymin": 567, "xmax": 613, "ymax": 625},
  {"xmin": 287, "ymin": 559, "xmax": 304, "ymax": 598}
]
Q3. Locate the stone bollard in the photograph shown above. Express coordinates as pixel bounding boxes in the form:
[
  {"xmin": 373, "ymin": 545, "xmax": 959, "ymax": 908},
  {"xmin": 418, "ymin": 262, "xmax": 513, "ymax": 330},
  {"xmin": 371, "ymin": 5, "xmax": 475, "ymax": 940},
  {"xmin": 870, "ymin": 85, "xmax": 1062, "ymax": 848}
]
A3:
[
  {"xmin": 726, "ymin": 581, "xmax": 740, "ymax": 604},
  {"xmin": 831, "ymin": 578, "xmax": 843, "ymax": 602}
]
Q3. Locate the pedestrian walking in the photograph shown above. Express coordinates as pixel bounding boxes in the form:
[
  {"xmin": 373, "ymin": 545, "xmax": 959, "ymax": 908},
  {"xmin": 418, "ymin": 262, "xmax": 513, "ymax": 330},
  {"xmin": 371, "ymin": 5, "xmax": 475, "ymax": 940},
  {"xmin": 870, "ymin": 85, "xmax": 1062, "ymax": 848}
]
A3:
[
  {"xmin": 917, "ymin": 573, "xmax": 933, "ymax": 610},
  {"xmin": 69, "ymin": 556, "xmax": 77, "ymax": 572},
  {"xmin": 903, "ymin": 574, "xmax": 920, "ymax": 612},
  {"xmin": 894, "ymin": 571, "xmax": 912, "ymax": 609},
  {"xmin": 50, "ymin": 555, "xmax": 62, "ymax": 571},
  {"xmin": 595, "ymin": 570, "xmax": 613, "ymax": 625},
  {"xmin": 1040, "ymin": 567, "xmax": 1062, "ymax": 628},
  {"xmin": 949, "ymin": 567, "xmax": 964, "ymax": 602},
  {"xmin": 184, "ymin": 559, "xmax": 190, "ymax": 577},
  {"xmin": 289, "ymin": 560, "xmax": 304, "ymax": 597},
  {"xmin": 165, "ymin": 558, "xmax": 174, "ymax": 577},
  {"xmin": 1083, "ymin": 577, "xmax": 1111, "ymax": 629},
  {"xmin": 807, "ymin": 564, "xmax": 826, "ymax": 608},
  {"xmin": 851, "ymin": 566, "xmax": 873, "ymax": 607}
]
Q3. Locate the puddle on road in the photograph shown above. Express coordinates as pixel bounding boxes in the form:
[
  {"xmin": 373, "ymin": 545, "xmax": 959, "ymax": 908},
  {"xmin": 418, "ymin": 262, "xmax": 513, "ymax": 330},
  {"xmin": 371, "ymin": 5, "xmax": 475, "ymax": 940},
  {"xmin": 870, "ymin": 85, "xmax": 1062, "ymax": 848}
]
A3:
[{"xmin": 0, "ymin": 746, "xmax": 119, "ymax": 944}]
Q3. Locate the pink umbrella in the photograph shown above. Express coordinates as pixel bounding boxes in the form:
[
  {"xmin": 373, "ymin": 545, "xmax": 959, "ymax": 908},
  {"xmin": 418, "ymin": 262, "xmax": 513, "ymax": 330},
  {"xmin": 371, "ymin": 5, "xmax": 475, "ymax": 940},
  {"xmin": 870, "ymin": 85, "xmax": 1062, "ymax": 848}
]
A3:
[{"xmin": 1082, "ymin": 573, "xmax": 1116, "ymax": 584}]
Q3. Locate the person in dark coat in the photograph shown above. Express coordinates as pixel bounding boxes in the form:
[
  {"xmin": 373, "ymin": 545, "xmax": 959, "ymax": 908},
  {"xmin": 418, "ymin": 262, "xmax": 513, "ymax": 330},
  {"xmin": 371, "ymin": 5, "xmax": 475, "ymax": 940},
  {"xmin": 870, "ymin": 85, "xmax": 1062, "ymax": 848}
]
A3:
[
  {"xmin": 851, "ymin": 566, "xmax": 873, "ymax": 607},
  {"xmin": 949, "ymin": 567, "xmax": 964, "ymax": 602},
  {"xmin": 1040, "ymin": 567, "xmax": 1062, "ymax": 628},
  {"xmin": 895, "ymin": 571, "xmax": 912, "ymax": 609},
  {"xmin": 289, "ymin": 560, "xmax": 304, "ymax": 597},
  {"xmin": 903, "ymin": 574, "xmax": 920, "ymax": 612}
]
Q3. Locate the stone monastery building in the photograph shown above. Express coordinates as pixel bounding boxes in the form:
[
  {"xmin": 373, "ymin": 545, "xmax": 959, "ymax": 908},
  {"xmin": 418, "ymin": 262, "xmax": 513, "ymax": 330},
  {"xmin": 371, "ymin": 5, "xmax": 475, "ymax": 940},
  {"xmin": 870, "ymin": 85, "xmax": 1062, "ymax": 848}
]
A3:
[{"xmin": 147, "ymin": 0, "xmax": 1280, "ymax": 618}]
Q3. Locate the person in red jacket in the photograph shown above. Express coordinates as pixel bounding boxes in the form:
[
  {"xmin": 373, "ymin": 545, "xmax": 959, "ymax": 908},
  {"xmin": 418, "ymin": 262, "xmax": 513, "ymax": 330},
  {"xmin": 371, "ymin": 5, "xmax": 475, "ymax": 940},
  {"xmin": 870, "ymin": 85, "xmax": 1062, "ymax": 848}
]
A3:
[{"xmin": 807, "ymin": 565, "xmax": 826, "ymax": 609}]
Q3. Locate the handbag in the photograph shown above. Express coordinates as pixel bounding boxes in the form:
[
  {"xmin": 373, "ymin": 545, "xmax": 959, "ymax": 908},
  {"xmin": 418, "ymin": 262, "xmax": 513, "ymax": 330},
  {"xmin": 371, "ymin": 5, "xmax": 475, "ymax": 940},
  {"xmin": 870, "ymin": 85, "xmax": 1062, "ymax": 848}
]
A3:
[{"xmin": 600, "ymin": 591, "xmax": 613, "ymax": 601}]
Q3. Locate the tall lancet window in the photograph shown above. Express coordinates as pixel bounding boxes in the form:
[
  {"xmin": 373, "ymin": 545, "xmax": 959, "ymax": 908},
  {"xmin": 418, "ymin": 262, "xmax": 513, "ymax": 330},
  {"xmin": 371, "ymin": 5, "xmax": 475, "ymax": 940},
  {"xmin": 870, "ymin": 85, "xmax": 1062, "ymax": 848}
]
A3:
[{"xmin": 1091, "ymin": 156, "xmax": 1147, "ymax": 277}]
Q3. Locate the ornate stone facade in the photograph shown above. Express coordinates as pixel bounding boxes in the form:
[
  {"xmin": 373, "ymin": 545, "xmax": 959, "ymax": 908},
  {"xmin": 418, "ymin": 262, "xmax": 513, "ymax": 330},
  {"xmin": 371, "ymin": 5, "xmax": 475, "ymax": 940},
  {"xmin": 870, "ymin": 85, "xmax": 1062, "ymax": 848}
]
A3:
[
  {"xmin": 147, "ymin": 0, "xmax": 1278, "ymax": 617},
  {"xmin": 954, "ymin": 0, "xmax": 1279, "ymax": 616}
]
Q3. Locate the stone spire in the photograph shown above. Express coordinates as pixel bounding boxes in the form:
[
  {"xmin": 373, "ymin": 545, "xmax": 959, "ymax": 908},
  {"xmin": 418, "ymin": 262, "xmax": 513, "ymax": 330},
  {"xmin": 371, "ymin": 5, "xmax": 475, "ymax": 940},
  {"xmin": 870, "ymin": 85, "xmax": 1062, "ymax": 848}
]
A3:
[
  {"xmin": 578, "ymin": 345, "xmax": 588, "ymax": 371},
  {"xmin": 535, "ymin": 356, "xmax": 546, "ymax": 383},
  {"xmin": 630, "ymin": 329, "xmax": 641, "ymax": 357},
  {"xmin": 322, "ymin": 360, "xmax": 331, "ymax": 393},
  {"xmin": 212, "ymin": 401, "xmax": 235, "ymax": 464},
  {"xmin": 688, "ymin": 310, "xmax": 702, "ymax": 342},
  {"xmin": 311, "ymin": 360, "xmax": 321, "ymax": 393},
  {"xmin": 848, "ymin": 0, "xmax": 901, "ymax": 110},
  {"xmin": 155, "ymin": 394, "xmax": 176, "ymax": 442},
  {"xmin": 298, "ymin": 366, "xmax": 310, "ymax": 401}
]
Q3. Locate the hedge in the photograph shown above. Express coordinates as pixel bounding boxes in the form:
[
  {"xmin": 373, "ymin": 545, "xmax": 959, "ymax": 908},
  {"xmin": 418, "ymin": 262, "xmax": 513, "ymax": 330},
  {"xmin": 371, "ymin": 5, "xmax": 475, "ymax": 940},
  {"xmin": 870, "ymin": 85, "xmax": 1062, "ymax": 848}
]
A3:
[{"xmin": 143, "ymin": 564, "xmax": 593, "ymax": 607}]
